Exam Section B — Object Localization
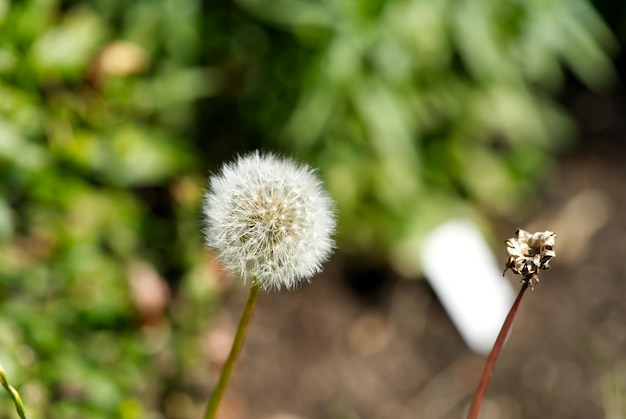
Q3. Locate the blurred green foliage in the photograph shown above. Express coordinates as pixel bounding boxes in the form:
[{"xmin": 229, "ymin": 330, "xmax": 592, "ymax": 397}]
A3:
[
  {"xmin": 216, "ymin": 0, "xmax": 616, "ymax": 273},
  {"xmin": 1, "ymin": 0, "xmax": 214, "ymax": 417},
  {"xmin": 0, "ymin": 0, "xmax": 617, "ymax": 417}
]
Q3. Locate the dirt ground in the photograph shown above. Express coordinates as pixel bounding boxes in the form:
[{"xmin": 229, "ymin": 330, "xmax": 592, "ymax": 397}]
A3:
[{"xmin": 205, "ymin": 93, "xmax": 626, "ymax": 419}]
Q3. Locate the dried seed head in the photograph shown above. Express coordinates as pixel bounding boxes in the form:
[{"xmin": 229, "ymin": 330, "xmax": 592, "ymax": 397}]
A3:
[
  {"xmin": 503, "ymin": 229, "xmax": 556, "ymax": 287},
  {"xmin": 203, "ymin": 151, "xmax": 336, "ymax": 291}
]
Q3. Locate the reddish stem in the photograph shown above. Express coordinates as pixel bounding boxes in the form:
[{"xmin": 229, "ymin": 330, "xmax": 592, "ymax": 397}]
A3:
[{"xmin": 466, "ymin": 281, "xmax": 529, "ymax": 419}]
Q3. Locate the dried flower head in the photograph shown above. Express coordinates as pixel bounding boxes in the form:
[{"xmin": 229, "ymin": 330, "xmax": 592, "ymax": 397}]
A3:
[
  {"xmin": 203, "ymin": 151, "xmax": 336, "ymax": 291},
  {"xmin": 504, "ymin": 229, "xmax": 556, "ymax": 287}
]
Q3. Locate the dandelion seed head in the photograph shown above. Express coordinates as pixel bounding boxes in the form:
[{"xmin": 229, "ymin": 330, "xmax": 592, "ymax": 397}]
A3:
[{"xmin": 203, "ymin": 151, "xmax": 336, "ymax": 291}]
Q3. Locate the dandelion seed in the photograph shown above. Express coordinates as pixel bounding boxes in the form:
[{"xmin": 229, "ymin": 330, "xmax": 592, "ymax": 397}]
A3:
[{"xmin": 203, "ymin": 151, "xmax": 336, "ymax": 291}]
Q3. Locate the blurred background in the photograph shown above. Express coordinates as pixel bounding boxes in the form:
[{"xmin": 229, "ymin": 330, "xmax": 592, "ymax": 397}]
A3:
[{"xmin": 0, "ymin": 0, "xmax": 625, "ymax": 418}]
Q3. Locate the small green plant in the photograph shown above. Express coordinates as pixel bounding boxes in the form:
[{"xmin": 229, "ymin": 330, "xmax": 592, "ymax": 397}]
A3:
[{"xmin": 0, "ymin": 361, "xmax": 28, "ymax": 419}]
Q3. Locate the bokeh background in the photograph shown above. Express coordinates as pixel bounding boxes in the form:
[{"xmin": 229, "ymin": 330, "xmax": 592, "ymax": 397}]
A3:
[{"xmin": 0, "ymin": 0, "xmax": 625, "ymax": 418}]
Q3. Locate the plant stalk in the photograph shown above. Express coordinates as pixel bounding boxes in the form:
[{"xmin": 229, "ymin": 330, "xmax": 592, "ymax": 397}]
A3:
[
  {"xmin": 204, "ymin": 283, "xmax": 260, "ymax": 419},
  {"xmin": 466, "ymin": 281, "xmax": 529, "ymax": 419},
  {"xmin": 0, "ymin": 362, "xmax": 28, "ymax": 419}
]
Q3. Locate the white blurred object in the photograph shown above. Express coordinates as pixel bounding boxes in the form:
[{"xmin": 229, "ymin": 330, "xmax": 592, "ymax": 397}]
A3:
[{"xmin": 421, "ymin": 220, "xmax": 515, "ymax": 354}]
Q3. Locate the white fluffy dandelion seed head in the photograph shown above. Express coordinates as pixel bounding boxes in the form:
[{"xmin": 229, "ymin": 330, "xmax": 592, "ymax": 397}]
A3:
[{"xmin": 203, "ymin": 151, "xmax": 336, "ymax": 291}]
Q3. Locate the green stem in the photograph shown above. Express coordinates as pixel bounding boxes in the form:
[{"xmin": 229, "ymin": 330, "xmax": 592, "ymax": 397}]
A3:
[
  {"xmin": 0, "ymin": 362, "xmax": 28, "ymax": 419},
  {"xmin": 204, "ymin": 283, "xmax": 261, "ymax": 419},
  {"xmin": 466, "ymin": 281, "xmax": 529, "ymax": 419}
]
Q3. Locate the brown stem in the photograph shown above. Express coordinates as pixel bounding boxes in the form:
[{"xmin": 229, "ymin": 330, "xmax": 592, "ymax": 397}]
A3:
[{"xmin": 466, "ymin": 281, "xmax": 529, "ymax": 419}]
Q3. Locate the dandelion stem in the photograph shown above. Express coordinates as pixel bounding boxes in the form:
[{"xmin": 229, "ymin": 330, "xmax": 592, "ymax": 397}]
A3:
[
  {"xmin": 466, "ymin": 281, "xmax": 529, "ymax": 419},
  {"xmin": 0, "ymin": 362, "xmax": 28, "ymax": 419},
  {"xmin": 204, "ymin": 282, "xmax": 261, "ymax": 419}
]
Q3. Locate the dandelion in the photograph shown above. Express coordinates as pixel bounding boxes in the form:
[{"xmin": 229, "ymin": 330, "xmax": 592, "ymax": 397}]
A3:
[
  {"xmin": 467, "ymin": 229, "xmax": 556, "ymax": 419},
  {"xmin": 203, "ymin": 151, "xmax": 336, "ymax": 291},
  {"xmin": 202, "ymin": 151, "xmax": 336, "ymax": 419}
]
